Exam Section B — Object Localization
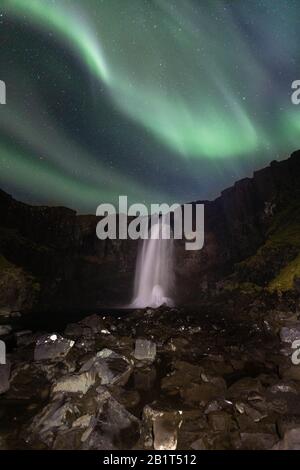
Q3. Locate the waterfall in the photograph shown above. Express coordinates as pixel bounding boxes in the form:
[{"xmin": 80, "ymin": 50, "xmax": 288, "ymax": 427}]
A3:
[{"xmin": 130, "ymin": 218, "xmax": 174, "ymax": 308}]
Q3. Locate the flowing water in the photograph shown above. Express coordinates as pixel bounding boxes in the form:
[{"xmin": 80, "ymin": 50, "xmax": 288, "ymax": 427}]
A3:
[{"xmin": 130, "ymin": 218, "xmax": 174, "ymax": 308}]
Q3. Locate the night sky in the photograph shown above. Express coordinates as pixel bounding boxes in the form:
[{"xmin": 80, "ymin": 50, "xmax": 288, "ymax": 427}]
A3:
[{"xmin": 0, "ymin": 0, "xmax": 299, "ymax": 212}]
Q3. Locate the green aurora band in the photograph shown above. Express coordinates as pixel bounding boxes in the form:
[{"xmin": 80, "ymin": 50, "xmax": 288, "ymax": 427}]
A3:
[
  {"xmin": 5, "ymin": 0, "xmax": 299, "ymax": 159},
  {"xmin": 1, "ymin": 0, "xmax": 300, "ymax": 210}
]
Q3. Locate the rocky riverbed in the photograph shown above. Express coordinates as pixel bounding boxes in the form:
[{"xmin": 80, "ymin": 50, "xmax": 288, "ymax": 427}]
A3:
[{"xmin": 1, "ymin": 291, "xmax": 300, "ymax": 450}]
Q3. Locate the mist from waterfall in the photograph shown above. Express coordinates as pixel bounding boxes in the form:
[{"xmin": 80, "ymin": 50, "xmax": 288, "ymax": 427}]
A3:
[{"xmin": 130, "ymin": 218, "xmax": 174, "ymax": 309}]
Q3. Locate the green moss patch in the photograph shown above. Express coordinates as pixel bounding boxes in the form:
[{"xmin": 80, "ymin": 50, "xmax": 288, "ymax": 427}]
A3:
[{"xmin": 269, "ymin": 253, "xmax": 300, "ymax": 292}]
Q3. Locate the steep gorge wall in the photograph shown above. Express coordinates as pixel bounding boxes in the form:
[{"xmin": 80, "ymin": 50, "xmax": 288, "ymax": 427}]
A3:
[
  {"xmin": 0, "ymin": 191, "xmax": 136, "ymax": 313},
  {"xmin": 175, "ymin": 151, "xmax": 300, "ymax": 302}
]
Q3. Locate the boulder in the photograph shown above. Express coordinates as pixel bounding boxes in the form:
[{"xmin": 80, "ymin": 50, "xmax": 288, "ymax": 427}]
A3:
[
  {"xmin": 0, "ymin": 325, "xmax": 12, "ymax": 336},
  {"xmin": 181, "ymin": 383, "xmax": 222, "ymax": 405},
  {"xmin": 14, "ymin": 330, "xmax": 35, "ymax": 347},
  {"xmin": 268, "ymin": 382, "xmax": 299, "ymax": 394},
  {"xmin": 108, "ymin": 386, "xmax": 140, "ymax": 409},
  {"xmin": 34, "ymin": 334, "xmax": 75, "ymax": 361},
  {"xmin": 208, "ymin": 411, "xmax": 232, "ymax": 432},
  {"xmin": 277, "ymin": 416, "xmax": 300, "ymax": 438},
  {"xmin": 81, "ymin": 387, "xmax": 140, "ymax": 450},
  {"xmin": 25, "ymin": 396, "xmax": 78, "ymax": 447},
  {"xmin": 64, "ymin": 323, "xmax": 85, "ymax": 338},
  {"xmin": 134, "ymin": 339, "xmax": 156, "ymax": 362},
  {"xmin": 161, "ymin": 361, "xmax": 203, "ymax": 393},
  {"xmin": 52, "ymin": 371, "xmax": 95, "ymax": 395},
  {"xmin": 134, "ymin": 367, "xmax": 157, "ymax": 391},
  {"xmin": 273, "ymin": 428, "xmax": 300, "ymax": 450},
  {"xmin": 190, "ymin": 437, "xmax": 208, "ymax": 450},
  {"xmin": 80, "ymin": 348, "xmax": 132, "ymax": 386},
  {"xmin": 142, "ymin": 405, "xmax": 183, "ymax": 450},
  {"xmin": 240, "ymin": 432, "xmax": 278, "ymax": 450},
  {"xmin": 227, "ymin": 378, "xmax": 264, "ymax": 399},
  {"xmin": 72, "ymin": 414, "xmax": 93, "ymax": 429},
  {"xmin": 280, "ymin": 324, "xmax": 300, "ymax": 344},
  {"xmin": 79, "ymin": 314, "xmax": 106, "ymax": 334},
  {"xmin": 281, "ymin": 366, "xmax": 300, "ymax": 381},
  {"xmin": 53, "ymin": 428, "xmax": 83, "ymax": 450}
]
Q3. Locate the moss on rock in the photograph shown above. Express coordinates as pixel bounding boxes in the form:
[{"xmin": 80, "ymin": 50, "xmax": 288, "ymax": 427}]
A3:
[
  {"xmin": 0, "ymin": 254, "xmax": 40, "ymax": 315},
  {"xmin": 269, "ymin": 253, "xmax": 300, "ymax": 292}
]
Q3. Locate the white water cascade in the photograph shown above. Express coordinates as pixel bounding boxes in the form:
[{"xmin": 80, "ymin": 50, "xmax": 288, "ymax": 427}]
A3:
[{"xmin": 130, "ymin": 218, "xmax": 175, "ymax": 308}]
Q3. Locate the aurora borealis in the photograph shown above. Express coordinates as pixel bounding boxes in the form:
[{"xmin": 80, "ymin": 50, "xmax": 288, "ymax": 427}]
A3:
[{"xmin": 0, "ymin": 0, "xmax": 300, "ymax": 211}]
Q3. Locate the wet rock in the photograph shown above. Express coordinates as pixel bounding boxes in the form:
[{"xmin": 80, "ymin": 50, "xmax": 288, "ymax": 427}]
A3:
[
  {"xmin": 235, "ymin": 402, "xmax": 246, "ymax": 414},
  {"xmin": 236, "ymin": 413, "xmax": 276, "ymax": 434},
  {"xmin": 227, "ymin": 378, "xmax": 264, "ymax": 399},
  {"xmin": 143, "ymin": 405, "xmax": 182, "ymax": 450},
  {"xmin": 152, "ymin": 415, "xmax": 181, "ymax": 450},
  {"xmin": 34, "ymin": 334, "xmax": 75, "ymax": 361},
  {"xmin": 35, "ymin": 356, "xmax": 77, "ymax": 382},
  {"xmin": 280, "ymin": 323, "xmax": 300, "ymax": 344},
  {"xmin": 239, "ymin": 432, "xmax": 278, "ymax": 450},
  {"xmin": 273, "ymin": 428, "xmax": 300, "ymax": 450},
  {"xmin": 53, "ymin": 428, "xmax": 83, "ymax": 450},
  {"xmin": 72, "ymin": 414, "xmax": 92, "ymax": 429},
  {"xmin": 178, "ymin": 409, "xmax": 207, "ymax": 437},
  {"xmin": 165, "ymin": 337, "xmax": 189, "ymax": 352},
  {"xmin": 134, "ymin": 339, "xmax": 156, "ymax": 362},
  {"xmin": 190, "ymin": 437, "xmax": 208, "ymax": 450},
  {"xmin": 0, "ymin": 325, "xmax": 12, "ymax": 336},
  {"xmin": 80, "ymin": 314, "xmax": 106, "ymax": 334},
  {"xmin": 7, "ymin": 362, "xmax": 50, "ymax": 400},
  {"xmin": 200, "ymin": 372, "xmax": 227, "ymax": 391},
  {"xmin": 268, "ymin": 381, "xmax": 299, "ymax": 394},
  {"xmin": 269, "ymin": 398, "xmax": 289, "ymax": 415},
  {"xmin": 161, "ymin": 360, "xmax": 203, "ymax": 394},
  {"xmin": 52, "ymin": 371, "xmax": 96, "ymax": 395},
  {"xmin": 82, "ymin": 388, "xmax": 140, "ymax": 450},
  {"xmin": 0, "ymin": 361, "xmax": 11, "ymax": 394},
  {"xmin": 199, "ymin": 357, "xmax": 234, "ymax": 376},
  {"xmin": 80, "ymin": 348, "xmax": 132, "ymax": 386},
  {"xmin": 134, "ymin": 366, "xmax": 157, "ymax": 391},
  {"xmin": 190, "ymin": 430, "xmax": 235, "ymax": 450},
  {"xmin": 205, "ymin": 398, "xmax": 233, "ymax": 414},
  {"xmin": 181, "ymin": 383, "xmax": 221, "ymax": 405},
  {"xmin": 243, "ymin": 404, "xmax": 268, "ymax": 423},
  {"xmin": 277, "ymin": 416, "xmax": 300, "ymax": 438},
  {"xmin": 14, "ymin": 330, "xmax": 35, "ymax": 347},
  {"xmin": 109, "ymin": 387, "xmax": 140, "ymax": 410},
  {"xmin": 208, "ymin": 411, "xmax": 233, "ymax": 432},
  {"xmin": 25, "ymin": 396, "xmax": 78, "ymax": 447},
  {"xmin": 281, "ymin": 366, "xmax": 300, "ymax": 381},
  {"xmin": 64, "ymin": 323, "xmax": 85, "ymax": 338},
  {"xmin": 74, "ymin": 338, "xmax": 95, "ymax": 353}
]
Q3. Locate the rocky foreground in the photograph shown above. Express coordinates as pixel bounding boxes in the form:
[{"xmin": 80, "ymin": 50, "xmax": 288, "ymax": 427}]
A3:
[{"xmin": 1, "ymin": 292, "xmax": 300, "ymax": 450}]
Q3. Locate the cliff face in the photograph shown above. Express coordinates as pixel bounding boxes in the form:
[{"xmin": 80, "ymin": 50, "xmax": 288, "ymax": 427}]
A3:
[
  {"xmin": 0, "ymin": 191, "xmax": 137, "ymax": 313},
  {"xmin": 0, "ymin": 151, "xmax": 300, "ymax": 314},
  {"xmin": 176, "ymin": 151, "xmax": 300, "ymax": 302}
]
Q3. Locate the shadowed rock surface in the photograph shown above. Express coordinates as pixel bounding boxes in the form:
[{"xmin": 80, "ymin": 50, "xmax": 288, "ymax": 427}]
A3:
[{"xmin": 0, "ymin": 289, "xmax": 299, "ymax": 450}]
